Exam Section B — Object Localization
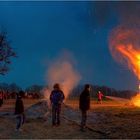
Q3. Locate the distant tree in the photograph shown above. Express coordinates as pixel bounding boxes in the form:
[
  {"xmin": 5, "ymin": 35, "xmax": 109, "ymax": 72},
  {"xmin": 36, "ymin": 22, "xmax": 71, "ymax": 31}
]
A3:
[
  {"xmin": 7, "ymin": 83, "xmax": 22, "ymax": 99},
  {"xmin": 0, "ymin": 31, "xmax": 16, "ymax": 75},
  {"xmin": 25, "ymin": 85, "xmax": 43, "ymax": 98},
  {"xmin": 0, "ymin": 83, "xmax": 9, "ymax": 91},
  {"xmin": 8, "ymin": 83, "xmax": 22, "ymax": 93},
  {"xmin": 70, "ymin": 84, "xmax": 137, "ymax": 99},
  {"xmin": 26, "ymin": 85, "xmax": 43, "ymax": 93}
]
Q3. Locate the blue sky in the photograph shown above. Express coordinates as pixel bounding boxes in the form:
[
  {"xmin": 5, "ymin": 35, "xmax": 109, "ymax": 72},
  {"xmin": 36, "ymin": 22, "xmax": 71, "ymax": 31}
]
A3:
[{"xmin": 0, "ymin": 1, "xmax": 138, "ymax": 90}]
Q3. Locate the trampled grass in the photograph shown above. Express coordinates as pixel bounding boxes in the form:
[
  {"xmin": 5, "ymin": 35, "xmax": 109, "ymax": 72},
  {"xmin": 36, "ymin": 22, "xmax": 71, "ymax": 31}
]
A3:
[{"xmin": 1, "ymin": 98, "xmax": 140, "ymax": 139}]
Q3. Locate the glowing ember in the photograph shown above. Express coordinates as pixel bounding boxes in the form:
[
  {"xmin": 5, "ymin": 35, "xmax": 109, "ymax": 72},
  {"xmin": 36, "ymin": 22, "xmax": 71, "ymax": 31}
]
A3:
[
  {"xmin": 131, "ymin": 94, "xmax": 140, "ymax": 107},
  {"xmin": 109, "ymin": 25, "xmax": 140, "ymax": 107}
]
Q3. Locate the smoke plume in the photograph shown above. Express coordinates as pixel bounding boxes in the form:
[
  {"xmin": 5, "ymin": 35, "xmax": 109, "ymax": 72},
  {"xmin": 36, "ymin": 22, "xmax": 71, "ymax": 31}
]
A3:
[{"xmin": 44, "ymin": 51, "xmax": 81, "ymax": 100}]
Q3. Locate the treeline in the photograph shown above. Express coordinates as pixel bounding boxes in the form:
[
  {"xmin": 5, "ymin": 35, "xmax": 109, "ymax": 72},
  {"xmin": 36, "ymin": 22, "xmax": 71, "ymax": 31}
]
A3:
[
  {"xmin": 0, "ymin": 83, "xmax": 137, "ymax": 99},
  {"xmin": 0, "ymin": 83, "xmax": 44, "ymax": 99},
  {"xmin": 70, "ymin": 85, "xmax": 137, "ymax": 99}
]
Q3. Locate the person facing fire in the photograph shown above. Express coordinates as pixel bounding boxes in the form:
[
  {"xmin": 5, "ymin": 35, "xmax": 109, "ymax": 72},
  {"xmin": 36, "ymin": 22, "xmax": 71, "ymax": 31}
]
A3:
[
  {"xmin": 15, "ymin": 91, "xmax": 25, "ymax": 131},
  {"xmin": 79, "ymin": 84, "xmax": 91, "ymax": 132},
  {"xmin": 97, "ymin": 90, "xmax": 104, "ymax": 104},
  {"xmin": 50, "ymin": 83, "xmax": 65, "ymax": 126}
]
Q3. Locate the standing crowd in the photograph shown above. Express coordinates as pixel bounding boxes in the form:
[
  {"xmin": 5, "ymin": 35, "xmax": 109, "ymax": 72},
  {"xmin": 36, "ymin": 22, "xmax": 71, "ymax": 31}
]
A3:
[{"xmin": 0, "ymin": 83, "xmax": 104, "ymax": 132}]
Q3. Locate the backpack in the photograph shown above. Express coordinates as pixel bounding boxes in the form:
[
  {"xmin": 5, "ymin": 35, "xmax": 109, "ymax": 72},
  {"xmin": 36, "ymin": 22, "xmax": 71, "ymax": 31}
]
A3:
[{"xmin": 51, "ymin": 90, "xmax": 63, "ymax": 105}]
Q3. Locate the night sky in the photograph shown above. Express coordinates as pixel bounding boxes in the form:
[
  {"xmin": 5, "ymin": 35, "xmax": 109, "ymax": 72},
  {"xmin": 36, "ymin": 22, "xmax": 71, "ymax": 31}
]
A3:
[{"xmin": 0, "ymin": 1, "xmax": 139, "ymax": 90}]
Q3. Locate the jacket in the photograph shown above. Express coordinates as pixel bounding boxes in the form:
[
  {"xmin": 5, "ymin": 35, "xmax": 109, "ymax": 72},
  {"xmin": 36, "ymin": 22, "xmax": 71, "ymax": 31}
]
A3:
[
  {"xmin": 50, "ymin": 89, "xmax": 65, "ymax": 105},
  {"xmin": 79, "ymin": 89, "xmax": 90, "ymax": 111},
  {"xmin": 15, "ymin": 97, "xmax": 24, "ymax": 114}
]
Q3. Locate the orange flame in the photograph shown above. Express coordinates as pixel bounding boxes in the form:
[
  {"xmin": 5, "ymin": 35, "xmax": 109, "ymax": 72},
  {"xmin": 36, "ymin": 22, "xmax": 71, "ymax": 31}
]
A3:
[
  {"xmin": 117, "ymin": 44, "xmax": 140, "ymax": 80},
  {"xmin": 109, "ymin": 25, "xmax": 140, "ymax": 107},
  {"xmin": 117, "ymin": 45, "xmax": 140, "ymax": 107},
  {"xmin": 131, "ymin": 94, "xmax": 140, "ymax": 107}
]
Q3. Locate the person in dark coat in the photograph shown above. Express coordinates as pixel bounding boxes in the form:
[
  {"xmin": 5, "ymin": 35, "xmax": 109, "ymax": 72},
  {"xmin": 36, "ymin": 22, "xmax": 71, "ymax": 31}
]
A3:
[
  {"xmin": 50, "ymin": 83, "xmax": 65, "ymax": 126},
  {"xmin": 15, "ymin": 91, "xmax": 25, "ymax": 131},
  {"xmin": 79, "ymin": 84, "xmax": 91, "ymax": 131}
]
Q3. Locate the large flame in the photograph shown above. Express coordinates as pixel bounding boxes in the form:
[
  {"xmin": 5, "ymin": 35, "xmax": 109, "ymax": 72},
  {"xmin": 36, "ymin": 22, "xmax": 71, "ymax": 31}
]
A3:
[
  {"xmin": 109, "ymin": 25, "xmax": 140, "ymax": 107},
  {"xmin": 116, "ymin": 44, "xmax": 140, "ymax": 79}
]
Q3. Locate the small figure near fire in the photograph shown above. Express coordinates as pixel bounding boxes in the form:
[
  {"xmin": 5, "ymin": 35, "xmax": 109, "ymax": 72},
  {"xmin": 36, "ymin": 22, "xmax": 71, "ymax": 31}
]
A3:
[
  {"xmin": 97, "ymin": 91, "xmax": 104, "ymax": 104},
  {"xmin": 50, "ymin": 83, "xmax": 65, "ymax": 127},
  {"xmin": 79, "ymin": 84, "xmax": 91, "ymax": 132}
]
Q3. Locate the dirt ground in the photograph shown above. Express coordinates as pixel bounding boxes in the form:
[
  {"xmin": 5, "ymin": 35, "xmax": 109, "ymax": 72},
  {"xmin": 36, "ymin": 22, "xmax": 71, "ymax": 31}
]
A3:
[{"xmin": 1, "ymin": 98, "xmax": 140, "ymax": 139}]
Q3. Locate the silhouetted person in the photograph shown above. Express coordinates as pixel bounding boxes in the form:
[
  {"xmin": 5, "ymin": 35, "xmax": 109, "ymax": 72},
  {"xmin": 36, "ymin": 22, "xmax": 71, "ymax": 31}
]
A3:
[
  {"xmin": 79, "ymin": 84, "xmax": 91, "ymax": 131},
  {"xmin": 50, "ymin": 83, "xmax": 65, "ymax": 126},
  {"xmin": 15, "ymin": 91, "xmax": 25, "ymax": 131}
]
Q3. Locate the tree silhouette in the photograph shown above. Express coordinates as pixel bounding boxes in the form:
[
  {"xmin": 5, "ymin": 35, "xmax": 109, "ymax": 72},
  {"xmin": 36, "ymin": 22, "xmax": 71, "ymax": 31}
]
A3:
[{"xmin": 0, "ymin": 31, "xmax": 16, "ymax": 75}]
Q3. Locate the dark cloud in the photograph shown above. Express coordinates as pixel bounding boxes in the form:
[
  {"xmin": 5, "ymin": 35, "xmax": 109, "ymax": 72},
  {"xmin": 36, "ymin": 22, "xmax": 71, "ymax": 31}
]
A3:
[{"xmin": 88, "ymin": 1, "xmax": 140, "ymax": 27}]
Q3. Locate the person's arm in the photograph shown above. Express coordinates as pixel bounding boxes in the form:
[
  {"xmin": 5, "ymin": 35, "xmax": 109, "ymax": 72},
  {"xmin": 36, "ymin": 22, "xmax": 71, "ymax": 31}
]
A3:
[
  {"xmin": 14, "ymin": 100, "xmax": 18, "ymax": 114},
  {"xmin": 50, "ymin": 91, "xmax": 53, "ymax": 104},
  {"xmin": 20, "ymin": 100, "xmax": 24, "ymax": 113},
  {"xmin": 62, "ymin": 91, "xmax": 65, "ymax": 101}
]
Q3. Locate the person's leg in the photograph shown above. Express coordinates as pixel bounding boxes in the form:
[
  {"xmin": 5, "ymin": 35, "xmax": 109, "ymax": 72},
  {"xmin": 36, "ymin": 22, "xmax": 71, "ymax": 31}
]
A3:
[
  {"xmin": 52, "ymin": 105, "xmax": 56, "ymax": 126},
  {"xmin": 98, "ymin": 99, "xmax": 100, "ymax": 104},
  {"xmin": 56, "ymin": 105, "xmax": 61, "ymax": 126},
  {"xmin": 16, "ymin": 115, "xmax": 22, "ymax": 130},
  {"xmin": 98, "ymin": 99, "xmax": 101, "ymax": 104},
  {"xmin": 22, "ymin": 113, "xmax": 25, "ymax": 125},
  {"xmin": 100, "ymin": 99, "xmax": 102, "ymax": 104},
  {"xmin": 81, "ymin": 110, "xmax": 87, "ymax": 131}
]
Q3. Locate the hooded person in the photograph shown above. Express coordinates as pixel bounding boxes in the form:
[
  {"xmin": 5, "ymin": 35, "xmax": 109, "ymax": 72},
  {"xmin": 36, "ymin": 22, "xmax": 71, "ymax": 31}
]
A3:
[
  {"xmin": 79, "ymin": 84, "xmax": 91, "ymax": 131},
  {"xmin": 50, "ymin": 83, "xmax": 65, "ymax": 126}
]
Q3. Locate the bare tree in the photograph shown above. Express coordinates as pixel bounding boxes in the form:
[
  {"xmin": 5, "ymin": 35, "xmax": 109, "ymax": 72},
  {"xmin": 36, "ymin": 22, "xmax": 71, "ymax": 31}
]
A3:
[{"xmin": 0, "ymin": 31, "xmax": 16, "ymax": 75}]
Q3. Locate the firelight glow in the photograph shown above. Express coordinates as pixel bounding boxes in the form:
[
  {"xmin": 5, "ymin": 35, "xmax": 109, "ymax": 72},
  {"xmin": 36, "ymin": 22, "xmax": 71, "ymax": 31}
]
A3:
[
  {"xmin": 117, "ymin": 44, "xmax": 140, "ymax": 80},
  {"xmin": 116, "ymin": 45, "xmax": 140, "ymax": 107},
  {"xmin": 109, "ymin": 25, "xmax": 140, "ymax": 107}
]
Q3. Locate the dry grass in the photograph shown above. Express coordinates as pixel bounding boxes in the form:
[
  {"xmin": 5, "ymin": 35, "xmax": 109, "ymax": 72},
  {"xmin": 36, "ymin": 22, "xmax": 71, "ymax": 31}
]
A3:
[
  {"xmin": 0, "ymin": 116, "xmax": 100, "ymax": 139},
  {"xmin": 0, "ymin": 99, "xmax": 101, "ymax": 139},
  {"xmin": 1, "ymin": 99, "xmax": 140, "ymax": 139},
  {"xmin": 66, "ymin": 100, "xmax": 140, "ymax": 139}
]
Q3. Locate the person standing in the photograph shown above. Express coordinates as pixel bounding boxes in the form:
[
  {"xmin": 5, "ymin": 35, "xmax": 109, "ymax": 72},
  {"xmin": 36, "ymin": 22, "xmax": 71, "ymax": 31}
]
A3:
[
  {"xmin": 50, "ymin": 83, "xmax": 65, "ymax": 126},
  {"xmin": 97, "ymin": 91, "xmax": 104, "ymax": 104},
  {"xmin": 79, "ymin": 84, "xmax": 91, "ymax": 131},
  {"xmin": 15, "ymin": 91, "xmax": 25, "ymax": 131}
]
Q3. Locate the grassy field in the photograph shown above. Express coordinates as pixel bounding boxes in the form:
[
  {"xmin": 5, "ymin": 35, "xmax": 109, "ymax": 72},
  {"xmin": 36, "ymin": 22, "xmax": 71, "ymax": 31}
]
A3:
[{"xmin": 0, "ymin": 98, "xmax": 140, "ymax": 139}]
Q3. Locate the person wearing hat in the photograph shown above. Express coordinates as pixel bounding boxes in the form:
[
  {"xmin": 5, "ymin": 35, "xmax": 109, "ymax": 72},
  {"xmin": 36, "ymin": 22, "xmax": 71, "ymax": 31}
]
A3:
[
  {"xmin": 15, "ymin": 91, "xmax": 25, "ymax": 131},
  {"xmin": 50, "ymin": 83, "xmax": 65, "ymax": 126}
]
